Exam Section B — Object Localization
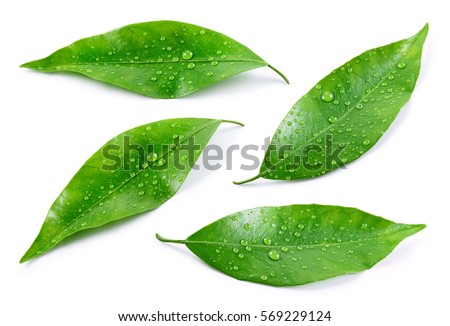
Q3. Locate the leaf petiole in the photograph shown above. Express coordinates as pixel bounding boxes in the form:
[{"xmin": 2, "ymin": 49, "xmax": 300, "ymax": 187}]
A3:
[
  {"xmin": 156, "ymin": 234, "xmax": 186, "ymax": 244},
  {"xmin": 233, "ymin": 175, "xmax": 261, "ymax": 185},
  {"xmin": 268, "ymin": 65, "xmax": 290, "ymax": 84},
  {"xmin": 221, "ymin": 120, "xmax": 245, "ymax": 127}
]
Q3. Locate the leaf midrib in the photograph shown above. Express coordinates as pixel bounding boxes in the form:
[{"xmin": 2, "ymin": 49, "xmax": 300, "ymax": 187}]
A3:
[
  {"xmin": 34, "ymin": 119, "xmax": 220, "ymax": 254},
  {"xmin": 30, "ymin": 58, "xmax": 267, "ymax": 68},
  {"xmin": 186, "ymin": 227, "xmax": 409, "ymax": 249}
]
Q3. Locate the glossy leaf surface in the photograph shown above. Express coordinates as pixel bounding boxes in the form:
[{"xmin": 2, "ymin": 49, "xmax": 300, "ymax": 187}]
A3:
[
  {"xmin": 21, "ymin": 118, "xmax": 242, "ymax": 263},
  {"xmin": 21, "ymin": 20, "xmax": 288, "ymax": 98},
  {"xmin": 236, "ymin": 24, "xmax": 428, "ymax": 184},
  {"xmin": 157, "ymin": 204, "xmax": 424, "ymax": 286}
]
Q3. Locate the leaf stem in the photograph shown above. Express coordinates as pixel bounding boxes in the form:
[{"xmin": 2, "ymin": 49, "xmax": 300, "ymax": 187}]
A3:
[
  {"xmin": 268, "ymin": 65, "xmax": 290, "ymax": 84},
  {"xmin": 221, "ymin": 119, "xmax": 245, "ymax": 127},
  {"xmin": 155, "ymin": 233, "xmax": 186, "ymax": 244},
  {"xmin": 233, "ymin": 174, "xmax": 261, "ymax": 185}
]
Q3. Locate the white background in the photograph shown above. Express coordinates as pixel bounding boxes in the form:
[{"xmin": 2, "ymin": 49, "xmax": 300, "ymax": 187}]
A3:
[{"xmin": 1, "ymin": 0, "xmax": 449, "ymax": 325}]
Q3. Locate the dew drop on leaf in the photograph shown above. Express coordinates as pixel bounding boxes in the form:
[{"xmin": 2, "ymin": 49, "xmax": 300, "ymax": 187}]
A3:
[
  {"xmin": 268, "ymin": 250, "xmax": 280, "ymax": 261},
  {"xmin": 182, "ymin": 50, "xmax": 193, "ymax": 60},
  {"xmin": 321, "ymin": 91, "xmax": 334, "ymax": 103},
  {"xmin": 156, "ymin": 158, "xmax": 166, "ymax": 166},
  {"xmin": 147, "ymin": 153, "xmax": 158, "ymax": 162},
  {"xmin": 328, "ymin": 116, "xmax": 338, "ymax": 124}
]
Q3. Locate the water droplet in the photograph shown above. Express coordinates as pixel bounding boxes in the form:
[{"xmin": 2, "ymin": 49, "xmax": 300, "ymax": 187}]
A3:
[
  {"xmin": 232, "ymin": 265, "xmax": 239, "ymax": 270},
  {"xmin": 281, "ymin": 247, "xmax": 288, "ymax": 252},
  {"xmin": 147, "ymin": 152, "xmax": 158, "ymax": 162},
  {"xmin": 363, "ymin": 139, "xmax": 371, "ymax": 146},
  {"xmin": 107, "ymin": 51, "xmax": 113, "ymax": 56},
  {"xmin": 315, "ymin": 84, "xmax": 322, "ymax": 90},
  {"xmin": 182, "ymin": 50, "xmax": 193, "ymax": 60},
  {"xmin": 263, "ymin": 238, "xmax": 272, "ymax": 245},
  {"xmin": 238, "ymin": 254, "xmax": 244, "ymax": 259},
  {"xmin": 268, "ymin": 250, "xmax": 280, "ymax": 261},
  {"xmin": 397, "ymin": 62, "xmax": 406, "ymax": 69},
  {"xmin": 210, "ymin": 60, "xmax": 218, "ymax": 66},
  {"xmin": 240, "ymin": 239, "xmax": 248, "ymax": 246},
  {"xmin": 150, "ymin": 76, "xmax": 157, "ymax": 82},
  {"xmin": 344, "ymin": 101, "xmax": 351, "ymax": 106},
  {"xmin": 321, "ymin": 91, "xmax": 334, "ymax": 103},
  {"xmin": 302, "ymin": 265, "xmax": 308, "ymax": 270},
  {"xmin": 156, "ymin": 158, "xmax": 166, "ymax": 166},
  {"xmin": 260, "ymin": 275, "xmax": 268, "ymax": 281},
  {"xmin": 328, "ymin": 116, "xmax": 338, "ymax": 124},
  {"xmin": 187, "ymin": 63, "xmax": 196, "ymax": 69},
  {"xmin": 199, "ymin": 29, "xmax": 206, "ymax": 35},
  {"xmin": 84, "ymin": 196, "xmax": 89, "ymax": 201},
  {"xmin": 138, "ymin": 191, "xmax": 144, "ymax": 196},
  {"xmin": 297, "ymin": 224, "xmax": 305, "ymax": 229},
  {"xmin": 244, "ymin": 223, "xmax": 251, "ymax": 230},
  {"xmin": 206, "ymin": 71, "xmax": 214, "ymax": 77},
  {"xmin": 356, "ymin": 103, "xmax": 363, "ymax": 110}
]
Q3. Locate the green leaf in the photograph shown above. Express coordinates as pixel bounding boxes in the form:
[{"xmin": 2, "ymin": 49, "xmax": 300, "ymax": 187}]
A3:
[
  {"xmin": 20, "ymin": 20, "xmax": 288, "ymax": 98},
  {"xmin": 21, "ymin": 118, "xmax": 243, "ymax": 263},
  {"xmin": 235, "ymin": 24, "xmax": 428, "ymax": 184},
  {"xmin": 157, "ymin": 204, "xmax": 425, "ymax": 286}
]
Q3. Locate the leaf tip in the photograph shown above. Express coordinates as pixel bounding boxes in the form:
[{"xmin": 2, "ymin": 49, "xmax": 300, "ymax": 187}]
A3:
[
  {"xmin": 19, "ymin": 252, "xmax": 32, "ymax": 264},
  {"xmin": 414, "ymin": 223, "xmax": 427, "ymax": 231},
  {"xmin": 412, "ymin": 23, "xmax": 429, "ymax": 44},
  {"xmin": 20, "ymin": 60, "xmax": 42, "ymax": 70}
]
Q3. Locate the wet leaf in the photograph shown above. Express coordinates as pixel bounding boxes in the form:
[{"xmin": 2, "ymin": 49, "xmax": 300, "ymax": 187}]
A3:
[
  {"xmin": 21, "ymin": 118, "xmax": 243, "ymax": 263},
  {"xmin": 157, "ymin": 204, "xmax": 425, "ymax": 286},
  {"xmin": 21, "ymin": 20, "xmax": 288, "ymax": 98},
  {"xmin": 235, "ymin": 24, "xmax": 428, "ymax": 184}
]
